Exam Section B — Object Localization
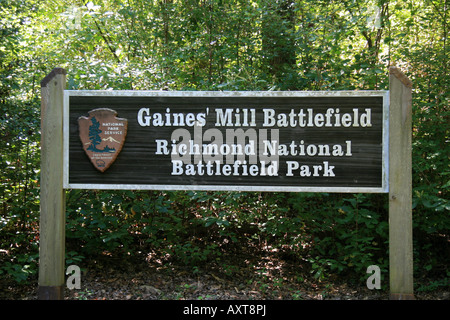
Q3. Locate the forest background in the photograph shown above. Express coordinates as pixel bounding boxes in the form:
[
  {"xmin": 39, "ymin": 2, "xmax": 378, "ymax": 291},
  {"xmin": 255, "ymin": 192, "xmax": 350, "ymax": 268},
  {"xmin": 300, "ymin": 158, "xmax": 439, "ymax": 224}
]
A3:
[{"xmin": 0, "ymin": 0, "xmax": 448, "ymax": 298}]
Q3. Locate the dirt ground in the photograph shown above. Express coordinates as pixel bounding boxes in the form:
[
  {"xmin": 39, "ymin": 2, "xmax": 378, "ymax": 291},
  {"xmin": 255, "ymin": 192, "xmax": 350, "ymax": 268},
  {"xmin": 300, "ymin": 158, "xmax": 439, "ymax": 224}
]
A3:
[{"xmin": 1, "ymin": 250, "xmax": 448, "ymax": 301}]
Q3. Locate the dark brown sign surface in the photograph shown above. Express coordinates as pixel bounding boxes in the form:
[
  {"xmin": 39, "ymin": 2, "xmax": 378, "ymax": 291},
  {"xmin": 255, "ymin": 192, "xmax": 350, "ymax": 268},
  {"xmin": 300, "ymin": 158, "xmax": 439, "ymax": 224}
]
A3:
[
  {"xmin": 65, "ymin": 91, "xmax": 388, "ymax": 193},
  {"xmin": 78, "ymin": 108, "xmax": 127, "ymax": 172}
]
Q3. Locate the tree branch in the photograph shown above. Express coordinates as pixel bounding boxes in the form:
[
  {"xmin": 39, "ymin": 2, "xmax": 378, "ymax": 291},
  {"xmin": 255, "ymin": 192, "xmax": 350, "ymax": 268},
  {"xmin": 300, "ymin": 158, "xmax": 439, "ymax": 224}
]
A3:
[{"xmin": 84, "ymin": 1, "xmax": 121, "ymax": 63}]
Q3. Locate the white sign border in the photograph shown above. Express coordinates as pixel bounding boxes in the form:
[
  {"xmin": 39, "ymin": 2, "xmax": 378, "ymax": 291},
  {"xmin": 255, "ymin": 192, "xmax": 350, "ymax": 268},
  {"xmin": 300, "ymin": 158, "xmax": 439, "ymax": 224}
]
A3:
[{"xmin": 63, "ymin": 90, "xmax": 389, "ymax": 193}]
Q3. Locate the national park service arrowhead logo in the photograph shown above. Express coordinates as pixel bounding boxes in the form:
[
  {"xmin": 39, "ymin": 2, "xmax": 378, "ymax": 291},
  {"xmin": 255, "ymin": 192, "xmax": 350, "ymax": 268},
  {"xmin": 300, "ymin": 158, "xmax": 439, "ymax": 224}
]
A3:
[{"xmin": 78, "ymin": 108, "xmax": 128, "ymax": 172}]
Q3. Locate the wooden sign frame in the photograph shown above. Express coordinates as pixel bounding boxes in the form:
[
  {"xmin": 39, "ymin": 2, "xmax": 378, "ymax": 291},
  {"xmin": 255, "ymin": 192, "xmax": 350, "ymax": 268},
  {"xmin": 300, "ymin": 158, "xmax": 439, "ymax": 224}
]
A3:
[{"xmin": 39, "ymin": 67, "xmax": 413, "ymax": 300}]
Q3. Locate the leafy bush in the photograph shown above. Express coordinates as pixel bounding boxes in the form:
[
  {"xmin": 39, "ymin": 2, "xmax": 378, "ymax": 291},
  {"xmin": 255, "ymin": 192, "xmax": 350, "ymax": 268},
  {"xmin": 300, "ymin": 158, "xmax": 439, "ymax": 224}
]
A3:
[{"xmin": 286, "ymin": 193, "xmax": 389, "ymax": 282}]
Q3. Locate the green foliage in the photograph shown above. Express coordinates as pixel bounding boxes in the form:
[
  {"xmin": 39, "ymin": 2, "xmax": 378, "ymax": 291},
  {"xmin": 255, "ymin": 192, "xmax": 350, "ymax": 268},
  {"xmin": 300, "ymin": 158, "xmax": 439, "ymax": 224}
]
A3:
[
  {"xmin": 0, "ymin": 0, "xmax": 448, "ymax": 287},
  {"xmin": 286, "ymin": 193, "xmax": 389, "ymax": 282},
  {"xmin": 0, "ymin": 98, "xmax": 41, "ymax": 283},
  {"xmin": 416, "ymin": 271, "xmax": 450, "ymax": 292}
]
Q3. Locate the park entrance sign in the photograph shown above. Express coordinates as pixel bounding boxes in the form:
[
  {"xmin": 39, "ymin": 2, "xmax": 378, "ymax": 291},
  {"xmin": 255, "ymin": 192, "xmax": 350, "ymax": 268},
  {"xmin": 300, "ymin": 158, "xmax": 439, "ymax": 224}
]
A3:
[
  {"xmin": 64, "ymin": 90, "xmax": 388, "ymax": 192},
  {"xmin": 39, "ymin": 67, "xmax": 413, "ymax": 300}
]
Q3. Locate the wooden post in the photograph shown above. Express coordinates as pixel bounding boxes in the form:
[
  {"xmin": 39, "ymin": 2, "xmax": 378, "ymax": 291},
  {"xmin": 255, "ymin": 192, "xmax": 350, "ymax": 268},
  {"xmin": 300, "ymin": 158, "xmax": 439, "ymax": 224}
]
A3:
[
  {"xmin": 38, "ymin": 68, "xmax": 66, "ymax": 300},
  {"xmin": 389, "ymin": 66, "xmax": 414, "ymax": 300}
]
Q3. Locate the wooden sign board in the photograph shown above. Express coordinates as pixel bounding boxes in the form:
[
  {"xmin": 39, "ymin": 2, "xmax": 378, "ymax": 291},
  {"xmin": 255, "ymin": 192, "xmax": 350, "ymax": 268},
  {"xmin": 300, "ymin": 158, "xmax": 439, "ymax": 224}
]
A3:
[
  {"xmin": 64, "ymin": 91, "xmax": 389, "ymax": 193},
  {"xmin": 42, "ymin": 68, "xmax": 412, "ymax": 300}
]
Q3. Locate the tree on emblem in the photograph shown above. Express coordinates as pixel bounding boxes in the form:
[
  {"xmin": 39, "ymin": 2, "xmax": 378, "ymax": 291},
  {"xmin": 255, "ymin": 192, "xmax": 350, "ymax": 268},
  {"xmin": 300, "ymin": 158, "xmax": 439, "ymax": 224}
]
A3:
[{"xmin": 87, "ymin": 117, "xmax": 115, "ymax": 153}]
